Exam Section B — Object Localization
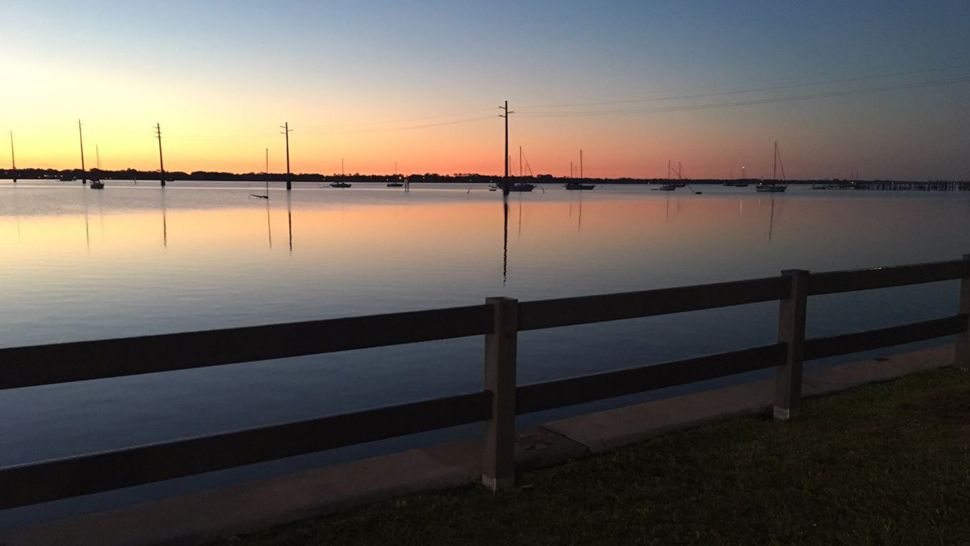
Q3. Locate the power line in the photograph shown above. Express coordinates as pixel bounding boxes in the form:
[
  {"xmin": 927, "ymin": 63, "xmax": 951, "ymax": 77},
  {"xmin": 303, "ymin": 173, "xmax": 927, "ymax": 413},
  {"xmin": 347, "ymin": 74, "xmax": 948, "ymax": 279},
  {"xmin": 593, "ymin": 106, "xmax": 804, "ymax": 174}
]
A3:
[
  {"xmin": 518, "ymin": 63, "xmax": 970, "ymax": 110},
  {"xmin": 516, "ymin": 74, "xmax": 970, "ymax": 119}
]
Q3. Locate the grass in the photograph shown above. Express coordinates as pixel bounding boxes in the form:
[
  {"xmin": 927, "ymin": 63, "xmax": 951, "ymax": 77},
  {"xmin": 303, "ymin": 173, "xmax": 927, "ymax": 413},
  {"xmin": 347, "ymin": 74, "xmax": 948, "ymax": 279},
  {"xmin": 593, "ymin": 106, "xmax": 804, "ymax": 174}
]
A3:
[{"xmin": 216, "ymin": 367, "xmax": 970, "ymax": 545}]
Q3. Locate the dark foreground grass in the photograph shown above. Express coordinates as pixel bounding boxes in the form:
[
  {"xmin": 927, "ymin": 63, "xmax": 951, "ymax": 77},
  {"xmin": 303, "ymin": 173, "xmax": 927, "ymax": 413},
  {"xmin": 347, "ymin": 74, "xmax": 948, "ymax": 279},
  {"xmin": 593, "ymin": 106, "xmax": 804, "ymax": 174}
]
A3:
[{"xmin": 217, "ymin": 368, "xmax": 970, "ymax": 545}]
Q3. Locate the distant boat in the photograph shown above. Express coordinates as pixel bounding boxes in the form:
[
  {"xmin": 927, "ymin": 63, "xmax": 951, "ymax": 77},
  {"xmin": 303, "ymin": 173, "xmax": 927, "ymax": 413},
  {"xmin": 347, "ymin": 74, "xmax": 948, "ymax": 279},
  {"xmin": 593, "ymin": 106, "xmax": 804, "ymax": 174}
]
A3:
[
  {"xmin": 657, "ymin": 183, "xmax": 678, "ymax": 191},
  {"xmin": 488, "ymin": 183, "xmax": 498, "ymax": 191},
  {"xmin": 89, "ymin": 145, "xmax": 104, "ymax": 189},
  {"xmin": 755, "ymin": 182, "xmax": 786, "ymax": 192},
  {"xmin": 250, "ymin": 148, "xmax": 270, "ymax": 199},
  {"xmin": 755, "ymin": 141, "xmax": 788, "ymax": 193},
  {"xmin": 387, "ymin": 164, "xmax": 404, "ymax": 187},
  {"xmin": 508, "ymin": 182, "xmax": 535, "ymax": 192},
  {"xmin": 565, "ymin": 150, "xmax": 594, "ymax": 190},
  {"xmin": 330, "ymin": 181, "xmax": 352, "ymax": 188}
]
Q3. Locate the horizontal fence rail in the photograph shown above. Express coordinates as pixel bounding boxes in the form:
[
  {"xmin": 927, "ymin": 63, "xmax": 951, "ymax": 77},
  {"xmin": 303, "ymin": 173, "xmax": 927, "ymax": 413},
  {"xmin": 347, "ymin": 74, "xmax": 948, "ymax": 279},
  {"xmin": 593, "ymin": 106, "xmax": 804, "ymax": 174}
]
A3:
[
  {"xmin": 1, "ymin": 255, "xmax": 967, "ymax": 508},
  {"xmin": 808, "ymin": 259, "xmax": 969, "ymax": 296},
  {"xmin": 0, "ymin": 392, "xmax": 491, "ymax": 510},
  {"xmin": 0, "ymin": 305, "xmax": 492, "ymax": 390},
  {"xmin": 518, "ymin": 276, "xmax": 787, "ymax": 331},
  {"xmin": 517, "ymin": 344, "xmax": 786, "ymax": 414},
  {"xmin": 804, "ymin": 315, "xmax": 968, "ymax": 360}
]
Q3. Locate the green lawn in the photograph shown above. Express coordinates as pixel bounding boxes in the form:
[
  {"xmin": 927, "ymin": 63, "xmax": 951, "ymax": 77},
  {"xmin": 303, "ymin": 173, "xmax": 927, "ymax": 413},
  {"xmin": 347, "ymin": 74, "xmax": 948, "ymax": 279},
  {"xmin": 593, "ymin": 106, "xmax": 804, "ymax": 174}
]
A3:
[{"xmin": 217, "ymin": 367, "xmax": 970, "ymax": 545}]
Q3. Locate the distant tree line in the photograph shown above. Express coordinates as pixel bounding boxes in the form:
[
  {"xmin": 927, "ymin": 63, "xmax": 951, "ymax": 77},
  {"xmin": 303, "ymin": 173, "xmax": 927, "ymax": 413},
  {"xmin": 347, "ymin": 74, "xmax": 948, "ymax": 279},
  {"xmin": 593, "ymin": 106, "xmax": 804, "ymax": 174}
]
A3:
[{"xmin": 0, "ymin": 167, "xmax": 966, "ymax": 185}]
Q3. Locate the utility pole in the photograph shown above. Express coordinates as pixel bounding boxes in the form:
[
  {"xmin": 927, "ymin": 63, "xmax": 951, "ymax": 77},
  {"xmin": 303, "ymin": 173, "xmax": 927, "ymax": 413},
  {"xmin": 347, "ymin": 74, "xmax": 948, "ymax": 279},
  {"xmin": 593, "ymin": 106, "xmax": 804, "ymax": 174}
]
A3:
[
  {"xmin": 499, "ymin": 100, "xmax": 513, "ymax": 195},
  {"xmin": 78, "ymin": 119, "xmax": 87, "ymax": 185},
  {"xmin": 9, "ymin": 131, "xmax": 16, "ymax": 184},
  {"xmin": 155, "ymin": 123, "xmax": 165, "ymax": 187},
  {"xmin": 281, "ymin": 122, "xmax": 292, "ymax": 191}
]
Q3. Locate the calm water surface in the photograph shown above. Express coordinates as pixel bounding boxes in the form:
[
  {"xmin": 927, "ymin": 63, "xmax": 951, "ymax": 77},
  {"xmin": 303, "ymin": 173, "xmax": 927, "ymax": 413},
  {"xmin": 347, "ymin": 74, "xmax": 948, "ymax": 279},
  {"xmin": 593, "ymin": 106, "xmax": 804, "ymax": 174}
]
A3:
[{"xmin": 1, "ymin": 180, "xmax": 968, "ymax": 524}]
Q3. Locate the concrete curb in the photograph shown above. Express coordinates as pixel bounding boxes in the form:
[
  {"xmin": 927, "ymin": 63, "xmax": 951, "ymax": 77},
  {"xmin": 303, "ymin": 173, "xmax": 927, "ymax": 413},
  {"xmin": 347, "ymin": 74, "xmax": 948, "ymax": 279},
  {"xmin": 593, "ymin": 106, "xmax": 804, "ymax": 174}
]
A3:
[{"xmin": 0, "ymin": 344, "xmax": 955, "ymax": 546}]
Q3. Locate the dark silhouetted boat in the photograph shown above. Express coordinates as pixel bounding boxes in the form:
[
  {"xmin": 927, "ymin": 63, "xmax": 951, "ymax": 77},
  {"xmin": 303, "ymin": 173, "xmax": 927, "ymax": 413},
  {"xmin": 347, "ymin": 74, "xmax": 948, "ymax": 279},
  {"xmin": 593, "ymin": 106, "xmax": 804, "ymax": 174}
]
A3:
[
  {"xmin": 90, "ymin": 145, "xmax": 105, "ymax": 189},
  {"xmin": 250, "ymin": 149, "xmax": 270, "ymax": 199},
  {"xmin": 330, "ymin": 181, "xmax": 352, "ymax": 188},
  {"xmin": 565, "ymin": 181, "xmax": 595, "ymax": 190},
  {"xmin": 508, "ymin": 182, "xmax": 535, "ymax": 192}
]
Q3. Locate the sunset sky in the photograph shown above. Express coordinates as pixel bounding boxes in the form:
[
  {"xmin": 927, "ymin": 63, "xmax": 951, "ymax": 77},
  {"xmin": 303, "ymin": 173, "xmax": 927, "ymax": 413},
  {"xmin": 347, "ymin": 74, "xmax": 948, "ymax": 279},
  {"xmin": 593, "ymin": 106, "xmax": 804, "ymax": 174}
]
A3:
[{"xmin": 2, "ymin": 0, "xmax": 969, "ymax": 179}]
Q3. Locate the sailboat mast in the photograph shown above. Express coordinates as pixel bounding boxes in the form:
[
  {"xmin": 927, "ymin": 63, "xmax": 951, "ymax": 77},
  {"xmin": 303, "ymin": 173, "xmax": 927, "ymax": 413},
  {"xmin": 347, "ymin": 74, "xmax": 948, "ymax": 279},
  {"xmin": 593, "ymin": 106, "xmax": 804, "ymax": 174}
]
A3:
[
  {"xmin": 580, "ymin": 149, "xmax": 584, "ymax": 179},
  {"xmin": 78, "ymin": 119, "xmax": 87, "ymax": 184},
  {"xmin": 96, "ymin": 145, "xmax": 101, "ymax": 170},
  {"xmin": 265, "ymin": 147, "xmax": 269, "ymax": 196},
  {"xmin": 156, "ymin": 123, "xmax": 166, "ymax": 187},
  {"xmin": 773, "ymin": 141, "xmax": 778, "ymax": 181},
  {"xmin": 9, "ymin": 131, "xmax": 16, "ymax": 184},
  {"xmin": 519, "ymin": 146, "xmax": 522, "ymax": 177}
]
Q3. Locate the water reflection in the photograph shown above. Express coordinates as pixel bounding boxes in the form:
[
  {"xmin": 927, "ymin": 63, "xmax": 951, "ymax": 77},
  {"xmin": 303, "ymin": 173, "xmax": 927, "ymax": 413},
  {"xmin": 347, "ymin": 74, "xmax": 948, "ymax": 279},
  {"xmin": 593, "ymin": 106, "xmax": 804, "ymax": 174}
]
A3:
[
  {"xmin": 161, "ymin": 189, "xmax": 168, "ymax": 248},
  {"xmin": 286, "ymin": 191, "xmax": 293, "ymax": 253},
  {"xmin": 502, "ymin": 197, "xmax": 509, "ymax": 285},
  {"xmin": 1, "ymin": 184, "xmax": 969, "ymax": 348},
  {"xmin": 265, "ymin": 197, "xmax": 273, "ymax": 249}
]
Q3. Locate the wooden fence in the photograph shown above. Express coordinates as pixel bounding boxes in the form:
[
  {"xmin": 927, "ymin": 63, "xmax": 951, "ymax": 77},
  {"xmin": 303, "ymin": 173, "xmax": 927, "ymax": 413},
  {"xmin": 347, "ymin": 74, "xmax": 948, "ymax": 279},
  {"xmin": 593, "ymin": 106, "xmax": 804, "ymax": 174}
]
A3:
[{"xmin": 1, "ymin": 256, "xmax": 968, "ymax": 508}]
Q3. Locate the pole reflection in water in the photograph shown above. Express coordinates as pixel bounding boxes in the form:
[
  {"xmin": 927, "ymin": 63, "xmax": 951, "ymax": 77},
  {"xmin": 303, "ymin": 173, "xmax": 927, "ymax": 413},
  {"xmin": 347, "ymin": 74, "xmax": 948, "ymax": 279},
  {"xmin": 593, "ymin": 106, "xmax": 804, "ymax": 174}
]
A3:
[
  {"xmin": 768, "ymin": 196, "xmax": 775, "ymax": 241},
  {"xmin": 11, "ymin": 185, "xmax": 21, "ymax": 240},
  {"xmin": 265, "ymin": 198, "xmax": 273, "ymax": 249},
  {"xmin": 286, "ymin": 191, "xmax": 293, "ymax": 253},
  {"xmin": 502, "ymin": 196, "xmax": 509, "ymax": 285},
  {"xmin": 161, "ymin": 189, "xmax": 168, "ymax": 248},
  {"xmin": 96, "ymin": 190, "xmax": 105, "ymax": 237},
  {"xmin": 577, "ymin": 190, "xmax": 583, "ymax": 233},
  {"xmin": 82, "ymin": 187, "xmax": 90, "ymax": 252}
]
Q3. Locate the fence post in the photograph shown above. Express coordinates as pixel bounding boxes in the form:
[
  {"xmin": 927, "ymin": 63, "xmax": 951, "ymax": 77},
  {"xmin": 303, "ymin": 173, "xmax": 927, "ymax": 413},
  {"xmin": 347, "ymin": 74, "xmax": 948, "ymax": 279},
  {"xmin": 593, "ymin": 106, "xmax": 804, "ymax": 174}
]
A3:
[
  {"xmin": 774, "ymin": 269, "xmax": 809, "ymax": 420},
  {"xmin": 482, "ymin": 297, "xmax": 518, "ymax": 491},
  {"xmin": 956, "ymin": 254, "xmax": 970, "ymax": 371}
]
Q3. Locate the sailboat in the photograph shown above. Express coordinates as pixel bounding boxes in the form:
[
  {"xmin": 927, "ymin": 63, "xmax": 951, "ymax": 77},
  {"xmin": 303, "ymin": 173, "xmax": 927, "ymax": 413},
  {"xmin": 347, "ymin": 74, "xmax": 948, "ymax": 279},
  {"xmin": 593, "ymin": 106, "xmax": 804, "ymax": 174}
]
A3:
[
  {"xmin": 330, "ymin": 158, "xmax": 352, "ymax": 187},
  {"xmin": 250, "ymin": 148, "xmax": 269, "ymax": 199},
  {"xmin": 386, "ymin": 161, "xmax": 404, "ymax": 187},
  {"xmin": 73, "ymin": 121, "xmax": 101, "ymax": 189},
  {"xmin": 9, "ymin": 131, "xmax": 16, "ymax": 184},
  {"xmin": 755, "ymin": 142, "xmax": 788, "ymax": 193},
  {"xmin": 565, "ymin": 150, "xmax": 595, "ymax": 190},
  {"xmin": 508, "ymin": 181, "xmax": 535, "ymax": 192},
  {"xmin": 90, "ymin": 145, "xmax": 105, "ymax": 189}
]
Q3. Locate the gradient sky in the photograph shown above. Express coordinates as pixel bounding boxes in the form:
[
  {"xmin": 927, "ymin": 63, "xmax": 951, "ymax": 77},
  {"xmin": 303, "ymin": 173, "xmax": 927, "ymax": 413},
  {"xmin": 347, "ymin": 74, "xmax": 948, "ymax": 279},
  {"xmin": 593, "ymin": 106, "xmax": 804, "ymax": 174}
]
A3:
[{"xmin": 2, "ymin": 0, "xmax": 969, "ymax": 179}]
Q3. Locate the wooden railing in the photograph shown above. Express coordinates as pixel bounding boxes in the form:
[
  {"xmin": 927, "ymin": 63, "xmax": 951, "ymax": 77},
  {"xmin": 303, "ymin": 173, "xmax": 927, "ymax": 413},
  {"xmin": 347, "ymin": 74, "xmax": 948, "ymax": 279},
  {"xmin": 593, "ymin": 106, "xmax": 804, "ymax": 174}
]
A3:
[{"xmin": 1, "ymin": 256, "xmax": 968, "ymax": 508}]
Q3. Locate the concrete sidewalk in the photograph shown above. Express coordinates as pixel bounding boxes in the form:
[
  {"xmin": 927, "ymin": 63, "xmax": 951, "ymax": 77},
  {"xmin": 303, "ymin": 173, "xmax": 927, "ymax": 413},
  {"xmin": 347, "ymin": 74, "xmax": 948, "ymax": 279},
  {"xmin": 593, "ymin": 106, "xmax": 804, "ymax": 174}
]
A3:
[{"xmin": 0, "ymin": 344, "xmax": 956, "ymax": 546}]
